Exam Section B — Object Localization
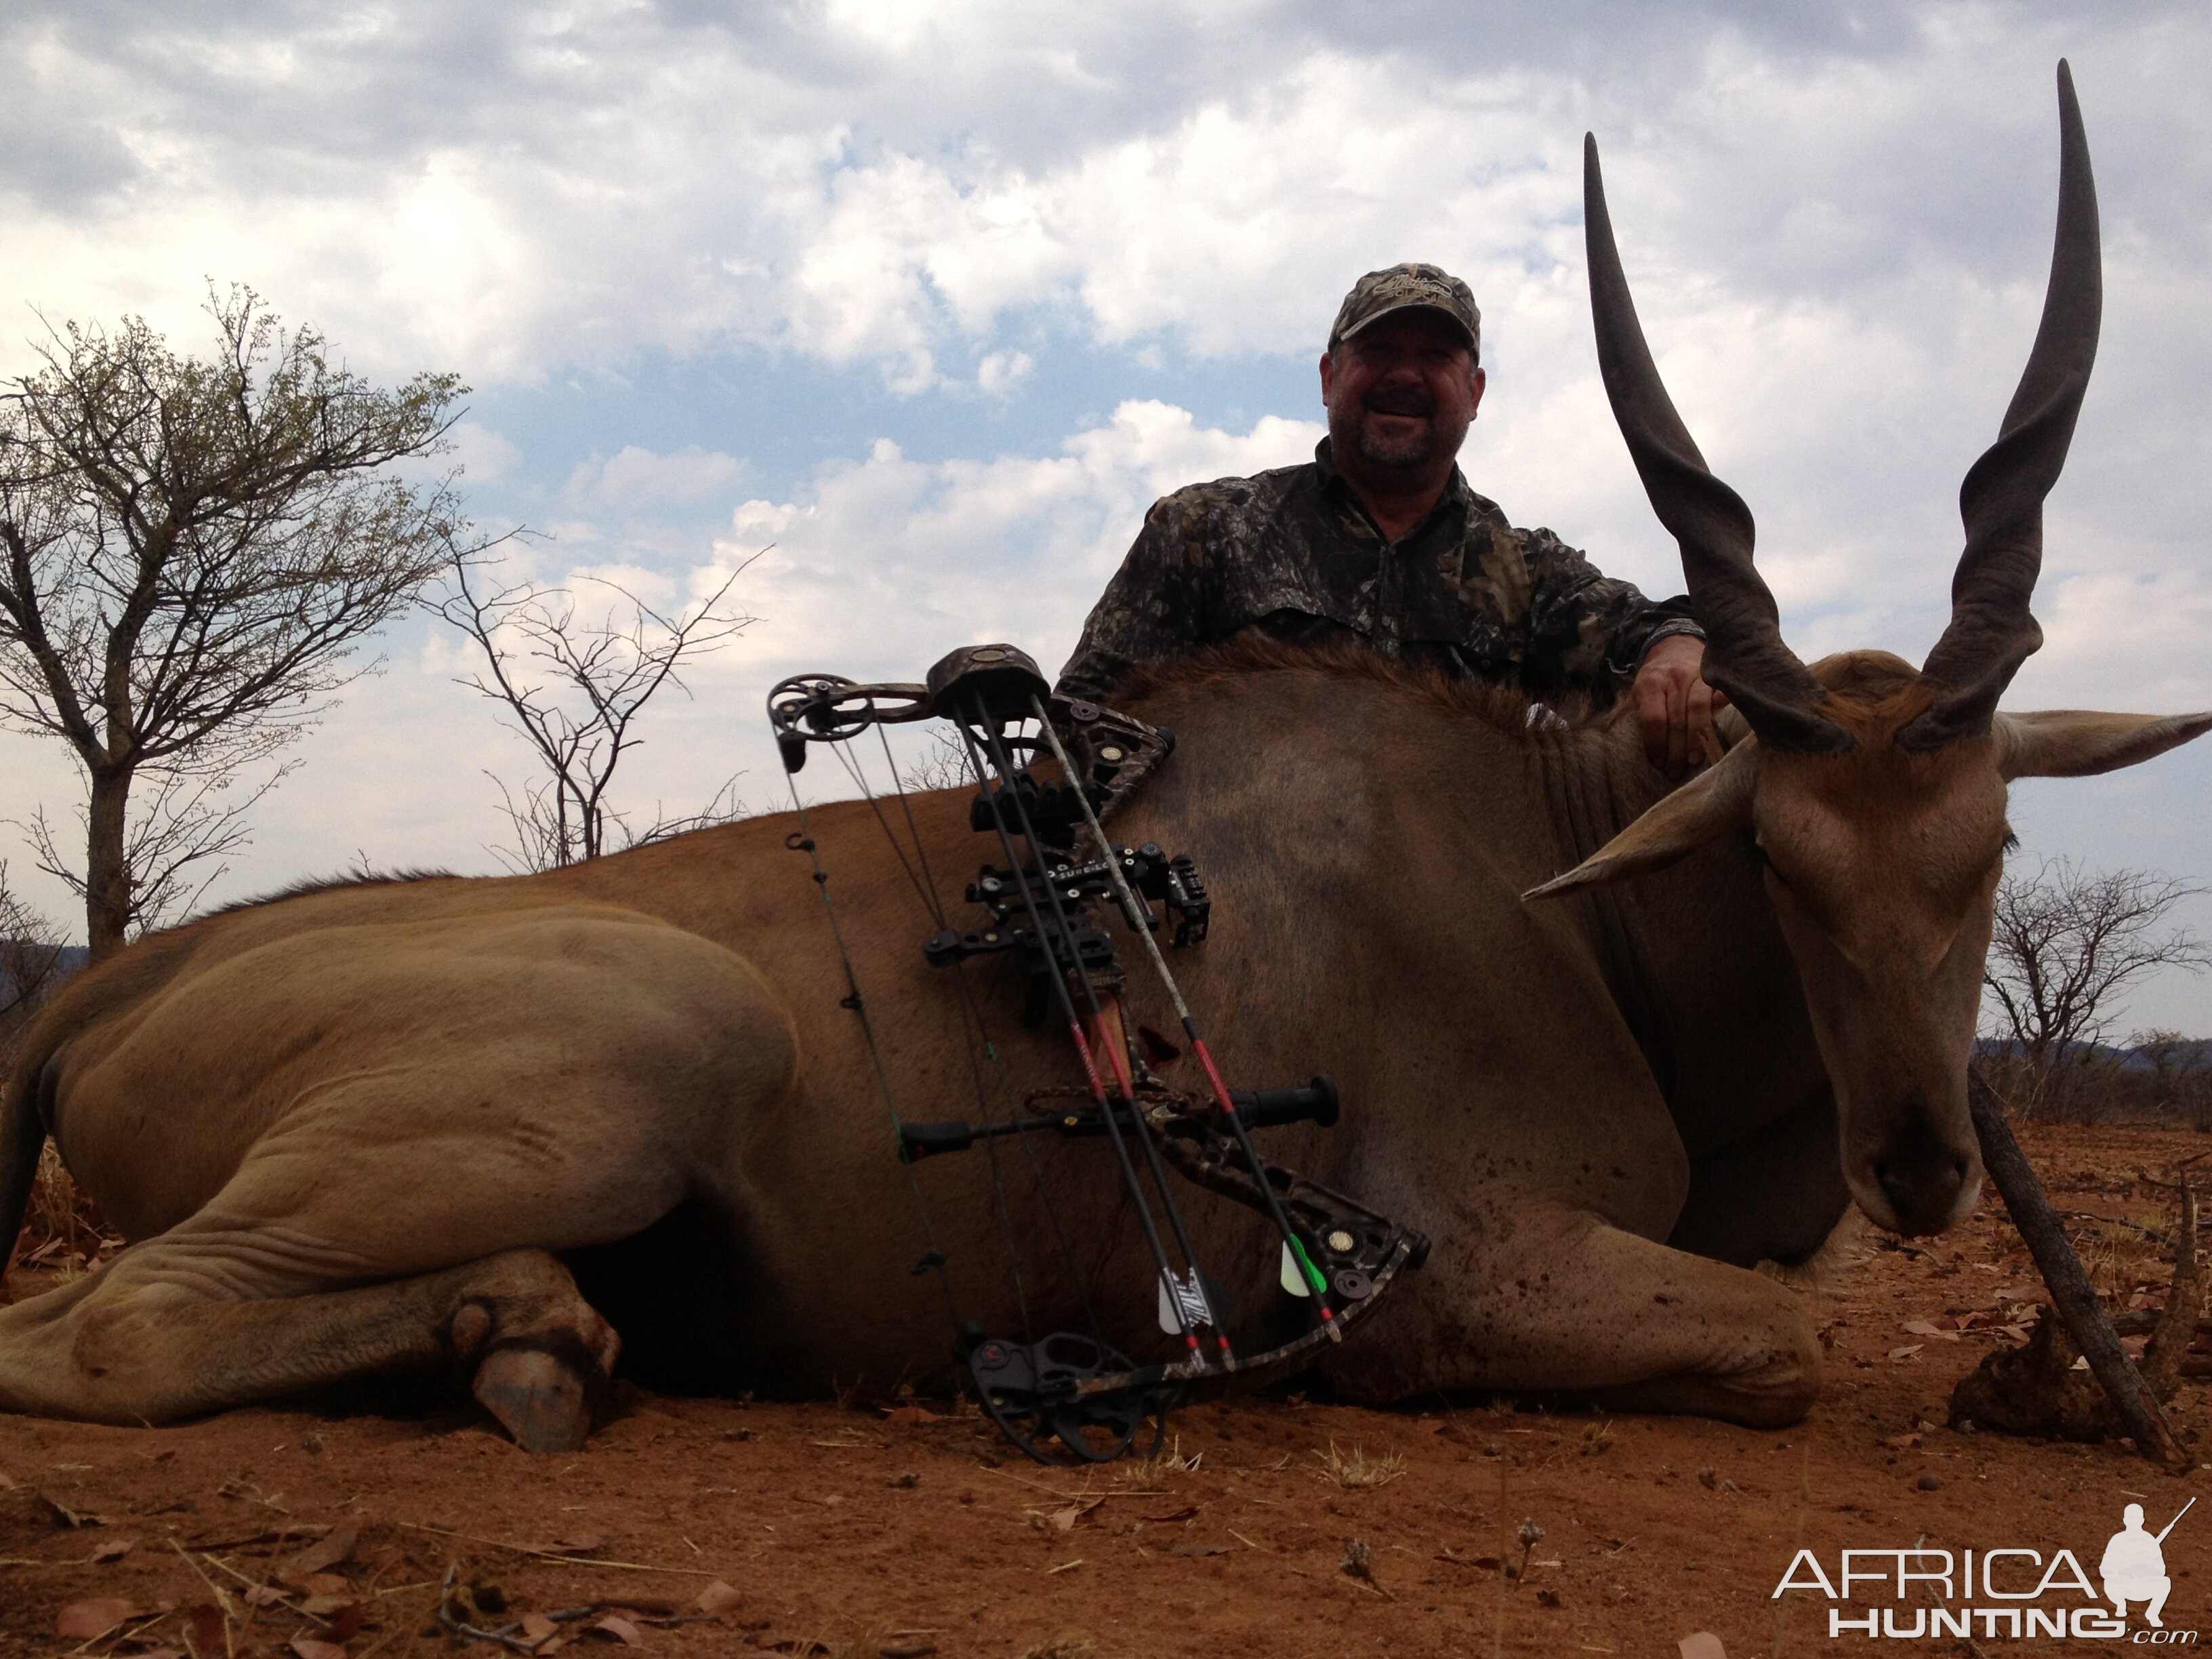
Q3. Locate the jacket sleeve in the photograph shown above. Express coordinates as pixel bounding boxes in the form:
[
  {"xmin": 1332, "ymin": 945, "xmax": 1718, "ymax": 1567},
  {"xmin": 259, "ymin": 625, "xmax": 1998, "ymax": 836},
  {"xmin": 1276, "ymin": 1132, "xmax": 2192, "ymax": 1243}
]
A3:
[
  {"xmin": 1054, "ymin": 493, "xmax": 1206, "ymax": 705},
  {"xmin": 1518, "ymin": 525, "xmax": 1702, "ymax": 695}
]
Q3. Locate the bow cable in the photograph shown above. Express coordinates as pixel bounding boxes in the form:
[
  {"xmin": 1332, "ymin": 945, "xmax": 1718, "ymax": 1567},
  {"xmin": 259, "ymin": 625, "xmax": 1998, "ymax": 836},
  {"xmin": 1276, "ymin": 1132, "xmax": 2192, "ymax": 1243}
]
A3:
[
  {"xmin": 865, "ymin": 723, "xmax": 1110, "ymax": 1355},
  {"xmin": 780, "ymin": 774, "xmax": 962, "ymax": 1330},
  {"xmin": 959, "ymin": 699, "xmax": 1228, "ymax": 1369},
  {"xmin": 1028, "ymin": 695, "xmax": 1338, "ymax": 1325}
]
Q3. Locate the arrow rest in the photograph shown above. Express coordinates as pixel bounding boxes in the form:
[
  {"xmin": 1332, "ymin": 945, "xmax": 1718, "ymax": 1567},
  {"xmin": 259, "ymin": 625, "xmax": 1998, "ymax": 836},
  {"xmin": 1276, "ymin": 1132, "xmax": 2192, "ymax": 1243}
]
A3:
[{"xmin": 771, "ymin": 643, "xmax": 1429, "ymax": 1464}]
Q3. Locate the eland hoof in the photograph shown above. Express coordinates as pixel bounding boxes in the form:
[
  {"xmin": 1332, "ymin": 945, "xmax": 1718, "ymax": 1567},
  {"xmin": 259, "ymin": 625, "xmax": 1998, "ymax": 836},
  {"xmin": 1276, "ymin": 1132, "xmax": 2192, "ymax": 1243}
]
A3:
[{"xmin": 472, "ymin": 1345, "xmax": 596, "ymax": 1452}]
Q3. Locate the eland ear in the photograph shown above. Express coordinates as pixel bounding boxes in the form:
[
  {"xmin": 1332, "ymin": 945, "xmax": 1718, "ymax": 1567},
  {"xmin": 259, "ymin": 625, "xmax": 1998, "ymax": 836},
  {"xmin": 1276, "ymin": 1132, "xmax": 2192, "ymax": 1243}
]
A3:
[
  {"xmin": 1994, "ymin": 709, "xmax": 2212, "ymax": 779},
  {"xmin": 1523, "ymin": 740, "xmax": 1759, "ymax": 901}
]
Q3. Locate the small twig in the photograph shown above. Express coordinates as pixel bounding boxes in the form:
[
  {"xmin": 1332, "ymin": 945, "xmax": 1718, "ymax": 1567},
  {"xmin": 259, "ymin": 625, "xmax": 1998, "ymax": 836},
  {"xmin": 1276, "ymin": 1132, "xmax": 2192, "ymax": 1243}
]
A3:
[
  {"xmin": 396, "ymin": 1520, "xmax": 723, "ymax": 1576},
  {"xmin": 162, "ymin": 1537, "xmax": 235, "ymax": 1659},
  {"xmin": 353, "ymin": 1584, "xmax": 443, "ymax": 1659},
  {"xmin": 975, "ymin": 1464, "xmax": 1105, "ymax": 1502},
  {"xmin": 195, "ymin": 1549, "xmax": 331, "ymax": 1626}
]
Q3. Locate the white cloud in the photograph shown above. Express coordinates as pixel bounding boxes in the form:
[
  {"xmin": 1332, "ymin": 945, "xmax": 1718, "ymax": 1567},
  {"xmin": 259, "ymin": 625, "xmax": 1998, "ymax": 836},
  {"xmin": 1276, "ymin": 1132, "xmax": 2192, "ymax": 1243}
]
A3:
[
  {"xmin": 449, "ymin": 421, "xmax": 520, "ymax": 483},
  {"xmin": 976, "ymin": 349, "xmax": 1035, "ymax": 396},
  {"xmin": 566, "ymin": 445, "xmax": 747, "ymax": 509},
  {"xmin": 708, "ymin": 401, "xmax": 1322, "ymax": 696},
  {"xmin": 8, "ymin": 4, "xmax": 2207, "ymax": 395}
]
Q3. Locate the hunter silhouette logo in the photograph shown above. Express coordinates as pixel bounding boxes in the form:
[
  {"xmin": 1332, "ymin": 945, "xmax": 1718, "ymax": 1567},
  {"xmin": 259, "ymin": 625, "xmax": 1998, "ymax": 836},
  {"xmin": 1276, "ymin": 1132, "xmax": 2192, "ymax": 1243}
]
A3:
[{"xmin": 2103, "ymin": 1498, "xmax": 2193, "ymax": 1630}]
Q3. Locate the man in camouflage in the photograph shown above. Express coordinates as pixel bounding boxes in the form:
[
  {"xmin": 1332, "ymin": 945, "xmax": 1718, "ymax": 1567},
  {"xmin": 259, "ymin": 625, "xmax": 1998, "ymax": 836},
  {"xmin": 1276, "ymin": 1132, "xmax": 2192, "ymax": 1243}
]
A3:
[{"xmin": 1057, "ymin": 263, "xmax": 1723, "ymax": 773}]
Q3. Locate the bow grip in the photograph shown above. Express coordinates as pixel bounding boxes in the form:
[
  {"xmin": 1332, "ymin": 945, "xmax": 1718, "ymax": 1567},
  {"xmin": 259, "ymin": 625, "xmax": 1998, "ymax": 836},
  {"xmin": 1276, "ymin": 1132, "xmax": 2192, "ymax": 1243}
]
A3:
[
  {"xmin": 898, "ymin": 1120, "xmax": 977, "ymax": 1162},
  {"xmin": 1229, "ymin": 1076, "xmax": 1340, "ymax": 1131}
]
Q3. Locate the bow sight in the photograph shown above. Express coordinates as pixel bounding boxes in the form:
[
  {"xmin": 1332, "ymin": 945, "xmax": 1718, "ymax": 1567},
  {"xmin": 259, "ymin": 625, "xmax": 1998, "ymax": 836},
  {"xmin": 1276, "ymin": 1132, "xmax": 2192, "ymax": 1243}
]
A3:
[{"xmin": 769, "ymin": 643, "xmax": 1428, "ymax": 1464}]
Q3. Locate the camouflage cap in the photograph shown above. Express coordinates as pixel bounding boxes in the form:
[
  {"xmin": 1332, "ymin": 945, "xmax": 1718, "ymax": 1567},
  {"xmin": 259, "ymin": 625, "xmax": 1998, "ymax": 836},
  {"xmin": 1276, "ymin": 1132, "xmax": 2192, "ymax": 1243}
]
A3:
[{"xmin": 1328, "ymin": 263, "xmax": 1481, "ymax": 359}]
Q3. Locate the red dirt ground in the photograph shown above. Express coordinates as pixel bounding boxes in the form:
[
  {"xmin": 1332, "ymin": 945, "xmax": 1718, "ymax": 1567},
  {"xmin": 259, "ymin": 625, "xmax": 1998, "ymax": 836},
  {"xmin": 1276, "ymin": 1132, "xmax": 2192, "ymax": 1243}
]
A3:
[{"xmin": 4, "ymin": 1122, "xmax": 2209, "ymax": 1659}]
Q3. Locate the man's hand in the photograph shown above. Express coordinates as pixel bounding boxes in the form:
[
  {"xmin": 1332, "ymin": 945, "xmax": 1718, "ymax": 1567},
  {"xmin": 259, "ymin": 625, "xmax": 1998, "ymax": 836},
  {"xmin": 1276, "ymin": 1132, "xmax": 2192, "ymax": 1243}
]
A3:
[{"xmin": 1633, "ymin": 634, "xmax": 1727, "ymax": 775}]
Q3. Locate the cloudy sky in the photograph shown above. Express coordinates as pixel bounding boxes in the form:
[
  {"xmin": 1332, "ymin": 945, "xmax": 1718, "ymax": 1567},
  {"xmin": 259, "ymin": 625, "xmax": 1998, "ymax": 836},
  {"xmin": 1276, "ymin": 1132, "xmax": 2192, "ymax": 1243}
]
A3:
[{"xmin": 1, "ymin": 1, "xmax": 2207, "ymax": 1033}]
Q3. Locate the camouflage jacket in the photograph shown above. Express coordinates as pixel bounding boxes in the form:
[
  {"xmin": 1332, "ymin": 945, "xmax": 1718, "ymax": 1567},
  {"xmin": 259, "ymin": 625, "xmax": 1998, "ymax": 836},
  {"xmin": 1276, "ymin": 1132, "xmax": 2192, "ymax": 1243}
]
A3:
[{"xmin": 1057, "ymin": 439, "xmax": 1701, "ymax": 706}]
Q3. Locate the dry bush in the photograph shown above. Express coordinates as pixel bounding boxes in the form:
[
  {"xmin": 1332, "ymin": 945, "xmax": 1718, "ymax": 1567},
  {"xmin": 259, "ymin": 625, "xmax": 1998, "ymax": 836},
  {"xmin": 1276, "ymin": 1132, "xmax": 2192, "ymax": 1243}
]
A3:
[{"xmin": 1979, "ymin": 1042, "xmax": 2212, "ymax": 1130}]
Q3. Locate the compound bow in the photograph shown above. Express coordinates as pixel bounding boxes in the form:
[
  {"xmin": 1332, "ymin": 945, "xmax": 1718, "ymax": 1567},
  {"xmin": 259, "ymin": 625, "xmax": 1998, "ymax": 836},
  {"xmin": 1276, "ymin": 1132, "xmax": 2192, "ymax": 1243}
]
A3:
[{"xmin": 770, "ymin": 644, "xmax": 1428, "ymax": 1463}]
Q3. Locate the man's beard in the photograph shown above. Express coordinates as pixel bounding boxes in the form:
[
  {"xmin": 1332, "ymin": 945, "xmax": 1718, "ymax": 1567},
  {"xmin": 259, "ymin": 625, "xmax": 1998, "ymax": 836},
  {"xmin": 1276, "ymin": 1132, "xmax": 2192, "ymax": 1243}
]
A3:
[
  {"xmin": 1342, "ymin": 389, "xmax": 1438, "ymax": 470},
  {"xmin": 1352, "ymin": 412, "xmax": 1437, "ymax": 469}
]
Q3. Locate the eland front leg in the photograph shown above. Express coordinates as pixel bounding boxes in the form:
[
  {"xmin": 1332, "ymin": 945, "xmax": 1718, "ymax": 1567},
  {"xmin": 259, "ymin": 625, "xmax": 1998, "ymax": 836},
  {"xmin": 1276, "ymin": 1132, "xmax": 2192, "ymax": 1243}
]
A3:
[{"xmin": 1340, "ymin": 1199, "xmax": 1824, "ymax": 1427}]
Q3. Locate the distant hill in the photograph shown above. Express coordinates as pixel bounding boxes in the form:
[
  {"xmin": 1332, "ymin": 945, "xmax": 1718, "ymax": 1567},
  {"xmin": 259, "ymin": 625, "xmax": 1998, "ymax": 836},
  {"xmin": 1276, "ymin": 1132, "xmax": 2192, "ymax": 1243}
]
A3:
[
  {"xmin": 1976, "ymin": 1035, "xmax": 2212, "ymax": 1073},
  {"xmin": 0, "ymin": 942, "xmax": 89, "ymax": 1004}
]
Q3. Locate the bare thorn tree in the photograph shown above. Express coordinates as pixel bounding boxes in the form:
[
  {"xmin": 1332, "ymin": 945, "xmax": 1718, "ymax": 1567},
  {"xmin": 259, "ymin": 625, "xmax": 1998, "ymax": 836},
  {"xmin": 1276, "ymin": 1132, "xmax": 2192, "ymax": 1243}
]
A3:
[
  {"xmin": 437, "ymin": 547, "xmax": 760, "ymax": 871},
  {"xmin": 0, "ymin": 285, "xmax": 468, "ymax": 956},
  {"xmin": 23, "ymin": 761, "xmax": 298, "ymax": 938},
  {"xmin": 1982, "ymin": 857, "xmax": 2211, "ymax": 1118}
]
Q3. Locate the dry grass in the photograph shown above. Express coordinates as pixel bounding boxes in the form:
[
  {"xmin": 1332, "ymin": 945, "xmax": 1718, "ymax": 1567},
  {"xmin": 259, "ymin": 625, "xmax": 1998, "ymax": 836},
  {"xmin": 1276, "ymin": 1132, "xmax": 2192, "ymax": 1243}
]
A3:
[
  {"xmin": 1111, "ymin": 1434, "xmax": 1203, "ymax": 1490},
  {"xmin": 1310, "ymin": 1439, "xmax": 1408, "ymax": 1490},
  {"xmin": 8, "ymin": 1143, "xmax": 121, "ymax": 1286},
  {"xmin": 2072, "ymin": 1200, "xmax": 2171, "ymax": 1305}
]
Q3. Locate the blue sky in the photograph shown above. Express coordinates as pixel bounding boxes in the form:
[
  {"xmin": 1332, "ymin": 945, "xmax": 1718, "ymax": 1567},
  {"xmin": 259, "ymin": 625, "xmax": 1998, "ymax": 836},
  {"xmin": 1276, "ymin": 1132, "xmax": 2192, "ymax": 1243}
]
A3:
[{"xmin": 1, "ymin": 1, "xmax": 2207, "ymax": 1033}]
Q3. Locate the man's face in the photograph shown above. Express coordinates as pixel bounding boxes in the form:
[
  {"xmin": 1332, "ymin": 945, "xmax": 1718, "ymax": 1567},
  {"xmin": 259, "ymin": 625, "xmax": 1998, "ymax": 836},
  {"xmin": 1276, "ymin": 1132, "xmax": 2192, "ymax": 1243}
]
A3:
[{"xmin": 1319, "ymin": 309, "xmax": 1486, "ymax": 476}]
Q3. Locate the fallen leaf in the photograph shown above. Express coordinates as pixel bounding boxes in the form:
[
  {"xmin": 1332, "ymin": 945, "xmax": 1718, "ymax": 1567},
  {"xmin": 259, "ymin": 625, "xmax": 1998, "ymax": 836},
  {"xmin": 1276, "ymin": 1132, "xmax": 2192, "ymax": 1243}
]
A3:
[
  {"xmin": 556, "ymin": 1534, "xmax": 609, "ymax": 1554},
  {"xmin": 1679, "ymin": 1635, "xmax": 1728, "ymax": 1659},
  {"xmin": 90, "ymin": 1536, "xmax": 137, "ymax": 1563},
  {"xmin": 38, "ymin": 1492, "xmax": 112, "ymax": 1528},
  {"xmin": 1048, "ymin": 1498, "xmax": 1105, "ymax": 1533},
  {"xmin": 1887, "ymin": 1345, "xmax": 1925, "ymax": 1361},
  {"xmin": 291, "ymin": 1639, "xmax": 348, "ymax": 1659},
  {"xmin": 592, "ymin": 1614, "xmax": 644, "ymax": 1645},
  {"xmin": 1884, "ymin": 1433, "xmax": 1923, "ymax": 1451},
  {"xmin": 300, "ymin": 1593, "xmax": 358, "ymax": 1616},
  {"xmin": 301, "ymin": 1572, "xmax": 352, "ymax": 1596},
  {"xmin": 523, "ymin": 1612, "xmax": 560, "ymax": 1641},
  {"xmin": 323, "ymin": 1603, "xmax": 366, "ymax": 1642},
  {"xmin": 1901, "ymin": 1320, "xmax": 1957, "ymax": 1341},
  {"xmin": 279, "ymin": 1523, "xmax": 359, "ymax": 1582},
  {"xmin": 186, "ymin": 1603, "xmax": 227, "ymax": 1656},
  {"xmin": 56, "ymin": 1597, "xmax": 140, "ymax": 1639},
  {"xmin": 243, "ymin": 1584, "xmax": 285, "ymax": 1607},
  {"xmin": 696, "ymin": 1580, "xmax": 745, "ymax": 1617},
  {"xmin": 1141, "ymin": 1505, "xmax": 1199, "ymax": 1523},
  {"xmin": 882, "ymin": 1406, "xmax": 941, "ymax": 1424}
]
